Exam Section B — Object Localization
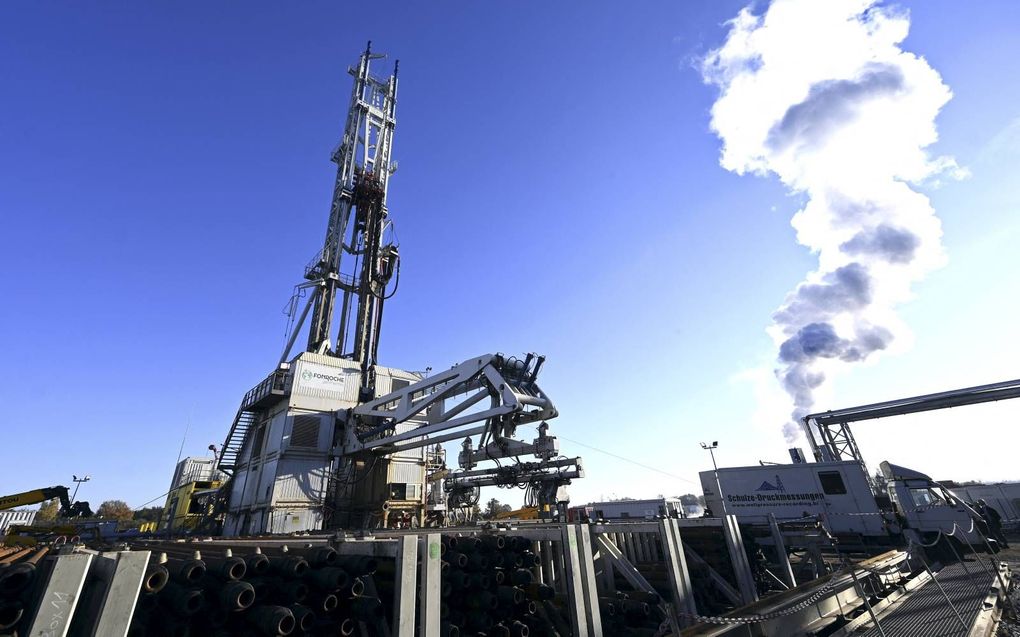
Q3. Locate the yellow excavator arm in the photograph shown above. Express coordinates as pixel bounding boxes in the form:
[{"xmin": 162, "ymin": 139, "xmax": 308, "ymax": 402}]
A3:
[{"xmin": 0, "ymin": 486, "xmax": 92, "ymax": 517}]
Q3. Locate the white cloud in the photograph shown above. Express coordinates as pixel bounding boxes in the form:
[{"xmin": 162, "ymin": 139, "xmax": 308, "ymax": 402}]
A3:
[{"xmin": 703, "ymin": 0, "xmax": 958, "ymax": 441}]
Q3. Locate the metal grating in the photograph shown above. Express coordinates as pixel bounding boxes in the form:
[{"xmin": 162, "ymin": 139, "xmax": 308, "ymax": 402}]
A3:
[
  {"xmin": 855, "ymin": 560, "xmax": 999, "ymax": 637},
  {"xmin": 290, "ymin": 415, "xmax": 320, "ymax": 448}
]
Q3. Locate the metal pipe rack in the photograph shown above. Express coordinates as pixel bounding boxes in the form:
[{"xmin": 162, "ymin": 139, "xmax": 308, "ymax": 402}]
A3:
[{"xmin": 1, "ymin": 518, "xmax": 1007, "ymax": 636}]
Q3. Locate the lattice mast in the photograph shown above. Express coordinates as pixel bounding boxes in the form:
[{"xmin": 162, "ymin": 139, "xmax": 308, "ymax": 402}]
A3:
[{"xmin": 303, "ymin": 42, "xmax": 399, "ymax": 394}]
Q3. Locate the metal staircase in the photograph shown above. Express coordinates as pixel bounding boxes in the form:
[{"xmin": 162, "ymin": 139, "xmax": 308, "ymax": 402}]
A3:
[
  {"xmin": 217, "ymin": 409, "xmax": 258, "ymax": 476},
  {"xmin": 216, "ymin": 366, "xmax": 292, "ymax": 476}
]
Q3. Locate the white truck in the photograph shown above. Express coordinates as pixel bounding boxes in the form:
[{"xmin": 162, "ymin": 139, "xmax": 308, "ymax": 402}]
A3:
[{"xmin": 700, "ymin": 458, "xmax": 989, "ymax": 548}]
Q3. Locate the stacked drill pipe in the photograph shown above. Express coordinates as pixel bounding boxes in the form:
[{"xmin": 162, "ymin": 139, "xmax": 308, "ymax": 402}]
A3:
[
  {"xmin": 0, "ymin": 546, "xmax": 50, "ymax": 634},
  {"xmin": 597, "ymin": 590, "xmax": 667, "ymax": 636},
  {"xmin": 439, "ymin": 534, "xmax": 569, "ymax": 637},
  {"xmin": 126, "ymin": 542, "xmax": 386, "ymax": 636}
]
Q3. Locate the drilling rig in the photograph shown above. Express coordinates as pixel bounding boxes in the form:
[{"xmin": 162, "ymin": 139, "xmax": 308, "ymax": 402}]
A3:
[{"xmin": 212, "ymin": 44, "xmax": 582, "ymax": 535}]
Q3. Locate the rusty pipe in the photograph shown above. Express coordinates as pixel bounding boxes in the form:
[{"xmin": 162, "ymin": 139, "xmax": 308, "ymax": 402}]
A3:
[
  {"xmin": 307, "ymin": 566, "xmax": 350, "ymax": 591},
  {"xmin": 246, "ymin": 604, "xmax": 296, "ymax": 636},
  {"xmin": 315, "ymin": 616, "xmax": 355, "ymax": 636},
  {"xmin": 497, "ymin": 585, "xmax": 524, "ymax": 605},
  {"xmin": 289, "ymin": 603, "xmax": 316, "ymax": 632},
  {"xmin": 275, "ymin": 579, "xmax": 309, "ymax": 604},
  {"xmin": 335, "ymin": 555, "xmax": 377, "ymax": 576},
  {"xmin": 0, "ymin": 601, "xmax": 24, "ymax": 631},
  {"xmin": 307, "ymin": 591, "xmax": 339, "ymax": 614},
  {"xmin": 480, "ymin": 535, "xmax": 507, "ymax": 551},
  {"xmin": 444, "ymin": 550, "xmax": 468, "ymax": 569},
  {"xmin": 489, "ymin": 623, "xmax": 511, "ymax": 637},
  {"xmin": 142, "ymin": 563, "xmax": 169, "ymax": 594},
  {"xmin": 159, "ymin": 583, "xmax": 205, "ymax": 617},
  {"xmin": 146, "ymin": 546, "xmax": 245, "ymax": 580},
  {"xmin": 510, "ymin": 568, "xmax": 533, "ymax": 586},
  {"xmin": 440, "ymin": 621, "xmax": 461, "ymax": 637},
  {"xmin": 268, "ymin": 554, "xmax": 309, "ymax": 579},
  {"xmin": 205, "ymin": 579, "xmax": 255, "ymax": 611},
  {"xmin": 0, "ymin": 547, "xmax": 49, "ymax": 595},
  {"xmin": 158, "ymin": 553, "xmax": 207, "ymax": 584},
  {"xmin": 245, "ymin": 551, "xmax": 271, "ymax": 576},
  {"xmin": 306, "ymin": 546, "xmax": 337, "ymax": 567},
  {"xmin": 0, "ymin": 548, "xmax": 32, "ymax": 565},
  {"xmin": 348, "ymin": 596, "xmax": 385, "ymax": 621},
  {"xmin": 340, "ymin": 576, "xmax": 364, "ymax": 598}
]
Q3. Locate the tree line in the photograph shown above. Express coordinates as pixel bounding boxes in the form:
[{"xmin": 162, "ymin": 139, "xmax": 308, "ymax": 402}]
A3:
[{"xmin": 35, "ymin": 498, "xmax": 163, "ymax": 524}]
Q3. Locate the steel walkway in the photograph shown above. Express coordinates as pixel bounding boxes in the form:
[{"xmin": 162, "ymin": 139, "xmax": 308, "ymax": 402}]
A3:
[{"xmin": 855, "ymin": 559, "xmax": 1004, "ymax": 637}]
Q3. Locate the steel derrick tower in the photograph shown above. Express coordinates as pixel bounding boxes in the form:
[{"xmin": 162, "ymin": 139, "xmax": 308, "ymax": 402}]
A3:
[{"xmin": 285, "ymin": 42, "xmax": 399, "ymax": 399}]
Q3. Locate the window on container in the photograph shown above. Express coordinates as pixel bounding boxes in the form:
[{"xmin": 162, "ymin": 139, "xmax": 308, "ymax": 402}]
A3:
[
  {"xmin": 391, "ymin": 378, "xmax": 410, "ymax": 392},
  {"xmin": 818, "ymin": 471, "xmax": 847, "ymax": 495}
]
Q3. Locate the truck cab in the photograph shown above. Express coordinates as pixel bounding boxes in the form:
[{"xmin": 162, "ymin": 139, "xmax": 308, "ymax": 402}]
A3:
[{"xmin": 881, "ymin": 461, "xmax": 987, "ymax": 549}]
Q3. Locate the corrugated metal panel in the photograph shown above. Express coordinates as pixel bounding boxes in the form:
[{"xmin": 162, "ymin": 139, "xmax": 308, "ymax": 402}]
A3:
[
  {"xmin": 271, "ymin": 458, "xmax": 328, "ymax": 505},
  {"xmin": 0, "ymin": 510, "xmax": 37, "ymax": 533},
  {"xmin": 259, "ymin": 410, "xmax": 288, "ymax": 458},
  {"xmin": 387, "ymin": 459, "xmax": 424, "ymax": 485},
  {"xmin": 256, "ymin": 459, "xmax": 278, "ymax": 505},
  {"xmin": 228, "ymin": 476, "xmax": 247, "ymax": 512},
  {"xmin": 267, "ymin": 507, "xmax": 322, "ymax": 534},
  {"xmin": 390, "ymin": 421, "xmax": 425, "ymax": 460}
]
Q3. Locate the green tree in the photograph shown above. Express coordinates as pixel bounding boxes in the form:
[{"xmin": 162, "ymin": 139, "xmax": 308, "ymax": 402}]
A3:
[
  {"xmin": 132, "ymin": 507, "xmax": 164, "ymax": 523},
  {"xmin": 36, "ymin": 498, "xmax": 60, "ymax": 522},
  {"xmin": 483, "ymin": 498, "xmax": 512, "ymax": 519},
  {"xmin": 97, "ymin": 500, "xmax": 133, "ymax": 521}
]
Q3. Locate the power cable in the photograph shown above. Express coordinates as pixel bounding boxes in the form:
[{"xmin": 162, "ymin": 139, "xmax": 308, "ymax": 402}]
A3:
[
  {"xmin": 521, "ymin": 424, "xmax": 698, "ymax": 486},
  {"xmin": 133, "ymin": 490, "xmax": 171, "ymax": 510}
]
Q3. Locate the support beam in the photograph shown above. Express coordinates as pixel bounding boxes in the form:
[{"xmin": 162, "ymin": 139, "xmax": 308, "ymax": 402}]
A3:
[
  {"xmin": 560, "ymin": 525, "xmax": 601, "ymax": 637},
  {"xmin": 392, "ymin": 535, "xmax": 417, "ymax": 637},
  {"xmin": 76, "ymin": 550, "xmax": 149, "ymax": 637},
  {"xmin": 722, "ymin": 514, "xmax": 759, "ymax": 605},
  {"xmin": 26, "ymin": 553, "xmax": 94, "ymax": 637},
  {"xmin": 660, "ymin": 519, "xmax": 698, "ymax": 629},
  {"xmin": 418, "ymin": 533, "xmax": 441, "ymax": 637},
  {"xmin": 684, "ymin": 546, "xmax": 741, "ymax": 605},
  {"xmin": 594, "ymin": 534, "xmax": 658, "ymax": 594},
  {"xmin": 768, "ymin": 513, "xmax": 797, "ymax": 589}
]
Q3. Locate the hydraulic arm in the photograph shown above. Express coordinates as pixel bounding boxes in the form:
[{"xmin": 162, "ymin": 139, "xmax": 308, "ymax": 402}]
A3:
[
  {"xmin": 332, "ymin": 353, "xmax": 583, "ymax": 520},
  {"xmin": 0, "ymin": 486, "xmax": 92, "ymax": 518}
]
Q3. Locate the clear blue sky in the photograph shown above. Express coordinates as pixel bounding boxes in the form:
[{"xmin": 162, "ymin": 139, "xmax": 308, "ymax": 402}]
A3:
[{"xmin": 3, "ymin": 2, "xmax": 1020, "ymax": 509}]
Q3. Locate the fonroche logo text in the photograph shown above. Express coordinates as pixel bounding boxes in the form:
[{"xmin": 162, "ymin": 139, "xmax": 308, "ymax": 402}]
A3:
[{"xmin": 302, "ymin": 369, "xmax": 344, "ymax": 383}]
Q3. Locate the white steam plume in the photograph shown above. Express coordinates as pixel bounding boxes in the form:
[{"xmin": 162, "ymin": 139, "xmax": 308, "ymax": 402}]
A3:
[{"xmin": 702, "ymin": 1, "xmax": 963, "ymax": 442}]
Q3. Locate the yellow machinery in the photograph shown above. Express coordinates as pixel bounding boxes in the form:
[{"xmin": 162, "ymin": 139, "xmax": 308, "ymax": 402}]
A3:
[
  {"xmin": 494, "ymin": 506, "xmax": 539, "ymax": 521},
  {"xmin": 0, "ymin": 486, "xmax": 92, "ymax": 518},
  {"xmin": 161, "ymin": 479, "xmax": 223, "ymax": 534}
]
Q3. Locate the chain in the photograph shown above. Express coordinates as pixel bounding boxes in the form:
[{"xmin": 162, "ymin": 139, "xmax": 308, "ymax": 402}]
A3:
[{"xmin": 675, "ymin": 580, "xmax": 839, "ymax": 625}]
